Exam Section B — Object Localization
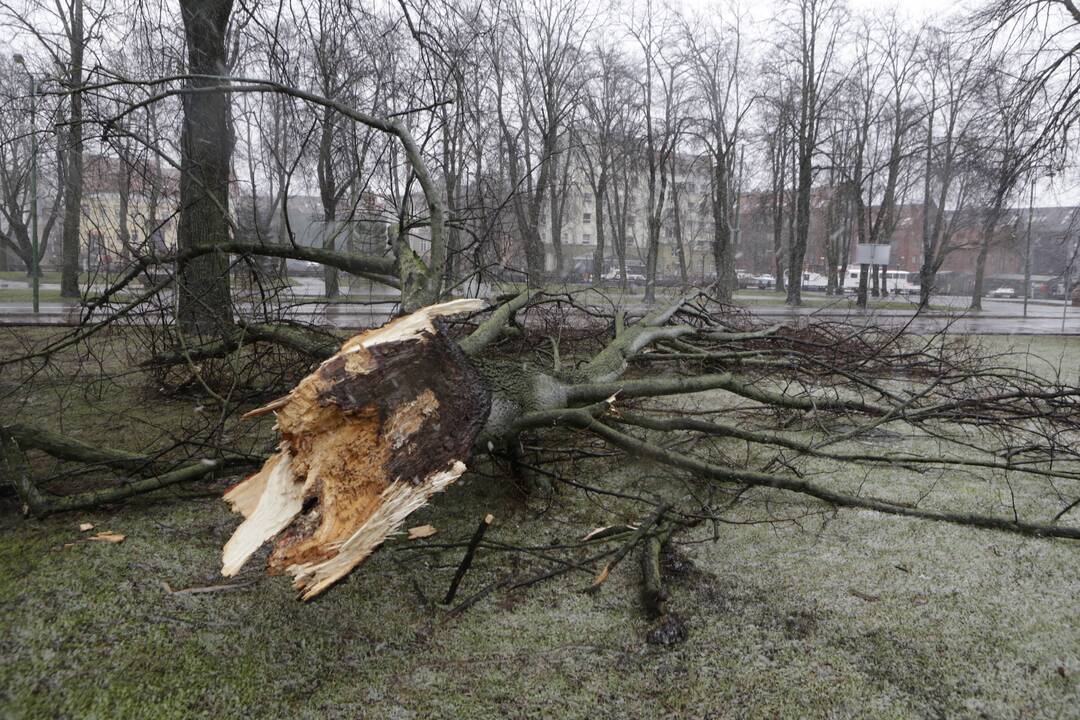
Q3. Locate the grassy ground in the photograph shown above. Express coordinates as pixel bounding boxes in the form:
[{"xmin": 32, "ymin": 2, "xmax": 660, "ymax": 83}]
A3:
[
  {"xmin": 0, "ymin": 288, "xmax": 71, "ymax": 303},
  {"xmin": 0, "ymin": 271, "xmax": 69, "ymax": 284},
  {"xmin": 0, "ymin": 331, "xmax": 1078, "ymax": 718}
]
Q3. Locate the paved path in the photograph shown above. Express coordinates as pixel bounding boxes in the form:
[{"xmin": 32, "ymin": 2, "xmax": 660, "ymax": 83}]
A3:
[{"xmin": 1, "ymin": 292, "xmax": 1077, "ymax": 335}]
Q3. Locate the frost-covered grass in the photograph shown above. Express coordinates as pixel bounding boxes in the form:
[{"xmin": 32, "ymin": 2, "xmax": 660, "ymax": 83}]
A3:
[{"xmin": 0, "ymin": 334, "xmax": 1078, "ymax": 718}]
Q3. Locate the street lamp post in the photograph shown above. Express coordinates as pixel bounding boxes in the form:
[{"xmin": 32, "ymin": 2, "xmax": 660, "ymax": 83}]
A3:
[
  {"xmin": 1023, "ymin": 176, "xmax": 1035, "ymax": 319},
  {"xmin": 13, "ymin": 54, "xmax": 39, "ymax": 314}
]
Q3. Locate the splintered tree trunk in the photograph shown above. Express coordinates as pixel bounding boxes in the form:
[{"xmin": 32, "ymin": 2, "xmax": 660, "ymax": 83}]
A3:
[{"xmin": 221, "ymin": 300, "xmax": 490, "ymax": 600}]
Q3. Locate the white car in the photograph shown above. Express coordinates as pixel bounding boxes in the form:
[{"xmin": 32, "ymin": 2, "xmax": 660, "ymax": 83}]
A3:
[
  {"xmin": 751, "ymin": 274, "xmax": 775, "ymax": 289},
  {"xmin": 988, "ymin": 287, "xmax": 1016, "ymax": 299},
  {"xmin": 602, "ymin": 270, "xmax": 646, "ymax": 283}
]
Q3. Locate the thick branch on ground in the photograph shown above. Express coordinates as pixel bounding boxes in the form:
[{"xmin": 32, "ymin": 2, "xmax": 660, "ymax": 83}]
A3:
[
  {"xmin": 641, "ymin": 521, "xmax": 677, "ymax": 619},
  {"xmin": 141, "ymin": 322, "xmax": 338, "ymax": 367},
  {"xmin": 565, "ymin": 373, "xmax": 891, "ymax": 416},
  {"xmin": 2, "ymin": 423, "xmax": 163, "ymax": 474},
  {"xmin": 216, "ymin": 242, "xmax": 399, "ymax": 287},
  {"xmin": 577, "ymin": 294, "xmax": 696, "ymax": 382},
  {"xmin": 458, "ymin": 290, "xmax": 533, "ymax": 357},
  {"xmin": 610, "ymin": 412, "xmax": 1080, "ymax": 483},
  {"xmin": 1, "ymin": 429, "xmax": 253, "ymax": 518},
  {"xmin": 561, "ymin": 411, "xmax": 1080, "ymax": 540}
]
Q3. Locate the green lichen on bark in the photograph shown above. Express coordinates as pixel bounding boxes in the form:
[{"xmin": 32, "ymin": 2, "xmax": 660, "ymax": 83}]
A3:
[{"xmin": 389, "ymin": 223, "xmax": 437, "ymax": 312}]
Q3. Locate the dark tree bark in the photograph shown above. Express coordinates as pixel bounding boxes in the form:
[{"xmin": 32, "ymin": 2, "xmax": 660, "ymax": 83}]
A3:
[
  {"xmin": 970, "ymin": 198, "xmax": 1005, "ymax": 310},
  {"xmin": 60, "ymin": 0, "xmax": 84, "ymax": 298},
  {"xmin": 669, "ymin": 155, "xmax": 688, "ymax": 286},
  {"xmin": 788, "ymin": 141, "xmax": 812, "ymax": 306},
  {"xmin": 591, "ymin": 180, "xmax": 607, "ymax": 284},
  {"xmin": 317, "ymin": 106, "xmax": 340, "ymax": 299},
  {"xmin": 177, "ymin": 0, "xmax": 236, "ymax": 336},
  {"xmin": 711, "ymin": 154, "xmax": 732, "ymax": 297}
]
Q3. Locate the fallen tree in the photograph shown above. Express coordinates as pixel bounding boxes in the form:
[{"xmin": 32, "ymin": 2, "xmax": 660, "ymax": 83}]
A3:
[
  {"xmin": 5, "ymin": 288, "xmax": 1080, "ymax": 633},
  {"xmin": 99, "ymin": 290, "xmax": 1072, "ymax": 613}
]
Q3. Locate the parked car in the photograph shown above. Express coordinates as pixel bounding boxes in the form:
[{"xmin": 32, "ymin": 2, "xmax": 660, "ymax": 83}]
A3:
[
  {"xmin": 988, "ymin": 286, "xmax": 1016, "ymax": 299},
  {"xmin": 751, "ymin": 274, "xmax": 775, "ymax": 289},
  {"xmin": 800, "ymin": 272, "xmax": 829, "ymax": 292},
  {"xmin": 601, "ymin": 269, "xmax": 646, "ymax": 284}
]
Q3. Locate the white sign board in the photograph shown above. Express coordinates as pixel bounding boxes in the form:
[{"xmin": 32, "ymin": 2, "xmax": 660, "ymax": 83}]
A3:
[{"xmin": 853, "ymin": 244, "xmax": 892, "ymax": 266}]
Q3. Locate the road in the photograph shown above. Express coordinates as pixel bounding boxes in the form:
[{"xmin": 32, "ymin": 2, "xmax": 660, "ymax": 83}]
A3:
[
  {"xmin": 743, "ymin": 295, "xmax": 1080, "ymax": 335},
  {"xmin": 1, "ymin": 284, "xmax": 1077, "ymax": 334}
]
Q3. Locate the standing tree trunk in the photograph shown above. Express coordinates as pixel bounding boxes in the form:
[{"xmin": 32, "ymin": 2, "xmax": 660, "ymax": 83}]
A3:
[
  {"xmin": 970, "ymin": 203, "xmax": 1003, "ymax": 311},
  {"xmin": 711, "ymin": 155, "xmax": 733, "ymax": 299},
  {"xmin": 117, "ymin": 163, "xmax": 132, "ymax": 260},
  {"xmin": 591, "ymin": 177, "xmax": 607, "ymax": 285},
  {"xmin": 317, "ymin": 106, "xmax": 340, "ymax": 299},
  {"xmin": 919, "ymin": 104, "xmax": 935, "ymax": 309},
  {"xmin": 177, "ymin": 0, "xmax": 236, "ymax": 336},
  {"xmin": 607, "ymin": 160, "xmax": 630, "ymax": 290},
  {"xmin": 771, "ymin": 158, "xmax": 786, "ymax": 294},
  {"xmin": 669, "ymin": 155, "xmax": 688, "ymax": 286},
  {"xmin": 60, "ymin": 0, "xmax": 84, "ymax": 298},
  {"xmin": 549, "ymin": 152, "xmax": 565, "ymax": 279},
  {"xmin": 787, "ymin": 143, "xmax": 812, "ymax": 306}
]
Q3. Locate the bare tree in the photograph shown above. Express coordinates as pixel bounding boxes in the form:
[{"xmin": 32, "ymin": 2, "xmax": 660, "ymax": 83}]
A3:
[
  {"xmin": 969, "ymin": 62, "xmax": 1050, "ymax": 310},
  {"xmin": 629, "ymin": 0, "xmax": 685, "ymax": 303},
  {"xmin": 776, "ymin": 0, "xmax": 845, "ymax": 305},
  {"xmin": 0, "ymin": 56, "xmax": 62, "ymax": 275},
  {"xmin": 683, "ymin": 6, "xmax": 752, "ymax": 300},
  {"xmin": 489, "ymin": 0, "xmax": 591, "ymax": 286},
  {"xmin": 577, "ymin": 44, "xmax": 635, "ymax": 285},
  {"xmin": 839, "ymin": 14, "xmax": 922, "ymax": 307},
  {"xmin": 2, "ymin": 0, "xmax": 104, "ymax": 296},
  {"xmin": 917, "ymin": 30, "xmax": 984, "ymax": 308}
]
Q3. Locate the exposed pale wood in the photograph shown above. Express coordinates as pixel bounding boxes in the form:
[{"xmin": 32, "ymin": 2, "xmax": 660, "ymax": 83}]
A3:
[{"xmin": 221, "ymin": 300, "xmax": 491, "ymax": 600}]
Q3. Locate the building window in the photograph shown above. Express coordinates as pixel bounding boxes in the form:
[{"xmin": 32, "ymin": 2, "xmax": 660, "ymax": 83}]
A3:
[
  {"xmin": 583, "ymin": 233, "xmax": 592, "ymax": 244},
  {"xmin": 583, "ymin": 212, "xmax": 592, "ymax": 222}
]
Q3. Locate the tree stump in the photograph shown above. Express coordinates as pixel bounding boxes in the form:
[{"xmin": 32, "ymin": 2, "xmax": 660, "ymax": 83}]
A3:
[{"xmin": 221, "ymin": 299, "xmax": 490, "ymax": 600}]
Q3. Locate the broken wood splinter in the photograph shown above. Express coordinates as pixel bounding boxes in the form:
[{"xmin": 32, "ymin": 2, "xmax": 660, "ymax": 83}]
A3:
[{"xmin": 220, "ymin": 300, "xmax": 491, "ymax": 601}]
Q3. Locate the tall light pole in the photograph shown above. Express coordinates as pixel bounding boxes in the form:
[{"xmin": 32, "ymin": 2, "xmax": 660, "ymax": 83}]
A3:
[
  {"xmin": 13, "ymin": 53, "xmax": 39, "ymax": 313},
  {"xmin": 1023, "ymin": 175, "xmax": 1035, "ymax": 319}
]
